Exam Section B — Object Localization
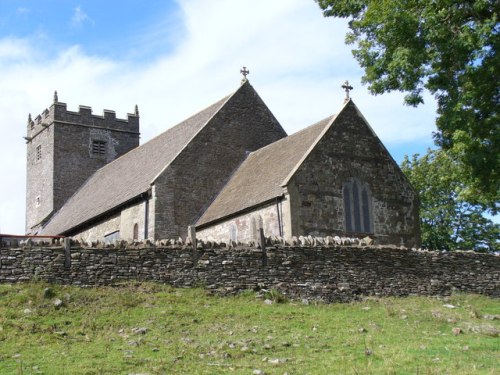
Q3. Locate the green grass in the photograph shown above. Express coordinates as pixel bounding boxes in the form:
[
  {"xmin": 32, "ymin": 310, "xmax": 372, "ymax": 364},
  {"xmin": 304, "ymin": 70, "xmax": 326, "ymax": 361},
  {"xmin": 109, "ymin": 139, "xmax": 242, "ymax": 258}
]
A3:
[{"xmin": 0, "ymin": 283, "xmax": 498, "ymax": 374}]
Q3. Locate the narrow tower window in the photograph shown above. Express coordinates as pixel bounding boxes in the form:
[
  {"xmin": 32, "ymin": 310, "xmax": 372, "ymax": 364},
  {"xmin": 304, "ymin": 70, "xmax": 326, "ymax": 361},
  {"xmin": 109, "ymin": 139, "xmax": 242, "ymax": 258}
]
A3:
[
  {"xmin": 35, "ymin": 145, "xmax": 42, "ymax": 161},
  {"xmin": 91, "ymin": 140, "xmax": 107, "ymax": 155},
  {"xmin": 343, "ymin": 180, "xmax": 373, "ymax": 233}
]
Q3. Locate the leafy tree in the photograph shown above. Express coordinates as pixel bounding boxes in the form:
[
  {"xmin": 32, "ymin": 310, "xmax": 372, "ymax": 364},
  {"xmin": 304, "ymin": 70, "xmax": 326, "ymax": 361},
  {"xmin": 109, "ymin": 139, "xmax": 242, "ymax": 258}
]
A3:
[
  {"xmin": 401, "ymin": 149, "xmax": 499, "ymax": 251},
  {"xmin": 316, "ymin": 0, "xmax": 499, "ymax": 211}
]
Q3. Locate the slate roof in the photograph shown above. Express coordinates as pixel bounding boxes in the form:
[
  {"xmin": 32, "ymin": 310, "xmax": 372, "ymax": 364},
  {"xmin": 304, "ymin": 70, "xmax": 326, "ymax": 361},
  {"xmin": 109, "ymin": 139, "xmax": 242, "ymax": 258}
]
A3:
[
  {"xmin": 42, "ymin": 94, "xmax": 232, "ymax": 235},
  {"xmin": 196, "ymin": 115, "xmax": 335, "ymax": 227}
]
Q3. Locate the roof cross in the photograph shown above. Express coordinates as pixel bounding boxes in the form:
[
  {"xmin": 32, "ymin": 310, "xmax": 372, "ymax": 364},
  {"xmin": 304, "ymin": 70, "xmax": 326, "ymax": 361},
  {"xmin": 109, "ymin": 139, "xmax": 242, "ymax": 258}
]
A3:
[
  {"xmin": 240, "ymin": 66, "xmax": 249, "ymax": 83},
  {"xmin": 342, "ymin": 80, "xmax": 353, "ymax": 102}
]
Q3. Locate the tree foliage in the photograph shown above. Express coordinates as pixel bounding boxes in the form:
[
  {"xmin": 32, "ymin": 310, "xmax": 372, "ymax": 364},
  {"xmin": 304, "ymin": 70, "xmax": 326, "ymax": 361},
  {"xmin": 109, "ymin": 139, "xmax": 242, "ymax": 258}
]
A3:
[
  {"xmin": 317, "ymin": 0, "xmax": 499, "ymax": 211},
  {"xmin": 401, "ymin": 149, "xmax": 499, "ymax": 251}
]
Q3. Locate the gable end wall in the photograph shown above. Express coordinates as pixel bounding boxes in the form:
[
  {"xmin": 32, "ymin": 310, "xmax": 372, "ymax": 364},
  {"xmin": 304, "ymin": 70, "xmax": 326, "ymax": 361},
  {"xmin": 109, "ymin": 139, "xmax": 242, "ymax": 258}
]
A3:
[
  {"xmin": 288, "ymin": 101, "xmax": 420, "ymax": 247},
  {"xmin": 153, "ymin": 83, "xmax": 287, "ymax": 239}
]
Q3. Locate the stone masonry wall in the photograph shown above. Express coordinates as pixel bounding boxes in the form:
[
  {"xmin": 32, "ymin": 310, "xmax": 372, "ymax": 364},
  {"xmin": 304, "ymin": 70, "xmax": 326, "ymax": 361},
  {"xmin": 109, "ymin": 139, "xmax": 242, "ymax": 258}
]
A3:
[
  {"xmin": 154, "ymin": 82, "xmax": 287, "ymax": 239},
  {"xmin": 1, "ymin": 242, "xmax": 498, "ymax": 302},
  {"xmin": 288, "ymin": 101, "xmax": 420, "ymax": 248},
  {"xmin": 197, "ymin": 202, "xmax": 283, "ymax": 242}
]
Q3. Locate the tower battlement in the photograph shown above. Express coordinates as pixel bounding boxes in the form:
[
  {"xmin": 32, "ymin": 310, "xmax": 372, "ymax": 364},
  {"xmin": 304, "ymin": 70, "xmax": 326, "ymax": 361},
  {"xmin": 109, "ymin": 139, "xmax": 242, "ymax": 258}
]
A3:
[{"xmin": 27, "ymin": 100, "xmax": 139, "ymax": 141}]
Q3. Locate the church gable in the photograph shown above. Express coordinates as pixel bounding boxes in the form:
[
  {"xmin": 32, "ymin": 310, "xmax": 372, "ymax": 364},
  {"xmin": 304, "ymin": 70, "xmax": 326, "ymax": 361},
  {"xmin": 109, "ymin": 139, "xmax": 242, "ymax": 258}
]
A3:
[
  {"xmin": 153, "ymin": 81, "xmax": 287, "ymax": 239},
  {"xmin": 287, "ymin": 99, "xmax": 420, "ymax": 247}
]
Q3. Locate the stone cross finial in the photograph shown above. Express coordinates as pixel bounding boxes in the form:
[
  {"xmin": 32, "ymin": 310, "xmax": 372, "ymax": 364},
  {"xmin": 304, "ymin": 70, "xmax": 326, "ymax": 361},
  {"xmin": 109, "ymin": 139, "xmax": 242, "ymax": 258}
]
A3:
[
  {"xmin": 53, "ymin": 90, "xmax": 58, "ymax": 103},
  {"xmin": 134, "ymin": 104, "xmax": 139, "ymax": 116},
  {"xmin": 342, "ymin": 80, "xmax": 353, "ymax": 102},
  {"xmin": 240, "ymin": 66, "xmax": 249, "ymax": 83}
]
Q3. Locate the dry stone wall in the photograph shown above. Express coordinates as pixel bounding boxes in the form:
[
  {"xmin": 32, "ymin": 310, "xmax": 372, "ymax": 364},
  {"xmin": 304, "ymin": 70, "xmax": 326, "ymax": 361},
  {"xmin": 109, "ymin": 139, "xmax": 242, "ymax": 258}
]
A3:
[{"xmin": 0, "ymin": 241, "xmax": 498, "ymax": 302}]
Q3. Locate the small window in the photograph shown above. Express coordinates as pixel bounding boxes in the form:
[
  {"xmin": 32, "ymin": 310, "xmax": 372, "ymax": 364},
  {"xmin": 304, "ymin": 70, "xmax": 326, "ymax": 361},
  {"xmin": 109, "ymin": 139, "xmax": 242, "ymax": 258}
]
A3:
[
  {"xmin": 104, "ymin": 230, "xmax": 120, "ymax": 244},
  {"xmin": 36, "ymin": 196, "xmax": 41, "ymax": 207},
  {"xmin": 343, "ymin": 180, "xmax": 373, "ymax": 233},
  {"xmin": 36, "ymin": 145, "xmax": 42, "ymax": 161},
  {"xmin": 91, "ymin": 140, "xmax": 107, "ymax": 155},
  {"xmin": 133, "ymin": 223, "xmax": 139, "ymax": 240}
]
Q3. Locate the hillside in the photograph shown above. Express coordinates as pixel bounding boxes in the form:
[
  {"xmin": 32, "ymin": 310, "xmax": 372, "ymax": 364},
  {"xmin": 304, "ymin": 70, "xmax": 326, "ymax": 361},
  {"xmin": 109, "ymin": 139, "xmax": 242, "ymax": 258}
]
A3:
[{"xmin": 0, "ymin": 283, "xmax": 498, "ymax": 374}]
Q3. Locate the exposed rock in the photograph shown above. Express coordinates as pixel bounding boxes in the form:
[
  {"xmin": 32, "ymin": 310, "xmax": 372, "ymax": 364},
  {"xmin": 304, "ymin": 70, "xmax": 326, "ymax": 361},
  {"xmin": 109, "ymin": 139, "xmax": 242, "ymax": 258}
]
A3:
[
  {"xmin": 131, "ymin": 327, "xmax": 148, "ymax": 335},
  {"xmin": 53, "ymin": 299, "xmax": 64, "ymax": 309}
]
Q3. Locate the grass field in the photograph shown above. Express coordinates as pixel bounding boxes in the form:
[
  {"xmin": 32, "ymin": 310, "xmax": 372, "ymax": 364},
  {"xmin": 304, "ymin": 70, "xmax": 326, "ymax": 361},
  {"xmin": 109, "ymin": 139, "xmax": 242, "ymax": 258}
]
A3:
[{"xmin": 0, "ymin": 282, "xmax": 498, "ymax": 374}]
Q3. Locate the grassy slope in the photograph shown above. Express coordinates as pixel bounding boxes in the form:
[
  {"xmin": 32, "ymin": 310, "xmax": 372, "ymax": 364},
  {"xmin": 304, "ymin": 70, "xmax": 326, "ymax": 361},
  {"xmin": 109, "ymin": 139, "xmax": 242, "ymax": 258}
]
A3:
[{"xmin": 0, "ymin": 283, "xmax": 498, "ymax": 375}]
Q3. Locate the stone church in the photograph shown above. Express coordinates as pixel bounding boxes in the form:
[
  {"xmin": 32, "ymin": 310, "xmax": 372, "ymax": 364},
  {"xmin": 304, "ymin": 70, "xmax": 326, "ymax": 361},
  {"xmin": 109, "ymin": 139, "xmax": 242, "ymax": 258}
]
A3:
[{"xmin": 26, "ymin": 74, "xmax": 420, "ymax": 247}]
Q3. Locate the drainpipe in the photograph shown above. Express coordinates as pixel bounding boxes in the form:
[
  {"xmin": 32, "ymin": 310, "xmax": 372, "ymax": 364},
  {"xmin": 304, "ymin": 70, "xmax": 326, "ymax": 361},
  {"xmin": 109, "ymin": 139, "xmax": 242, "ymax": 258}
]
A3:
[
  {"xmin": 144, "ymin": 192, "xmax": 150, "ymax": 240},
  {"xmin": 276, "ymin": 197, "xmax": 283, "ymax": 237}
]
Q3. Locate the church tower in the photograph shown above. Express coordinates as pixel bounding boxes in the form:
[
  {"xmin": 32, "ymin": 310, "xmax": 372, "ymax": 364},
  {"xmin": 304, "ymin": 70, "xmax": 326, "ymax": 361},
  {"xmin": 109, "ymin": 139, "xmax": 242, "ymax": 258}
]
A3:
[{"xmin": 25, "ymin": 92, "xmax": 140, "ymax": 234}]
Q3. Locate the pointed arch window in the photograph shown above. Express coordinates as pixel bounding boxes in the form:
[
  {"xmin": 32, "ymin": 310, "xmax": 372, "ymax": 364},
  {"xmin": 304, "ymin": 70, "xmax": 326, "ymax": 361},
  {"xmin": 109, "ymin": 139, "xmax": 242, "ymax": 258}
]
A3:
[
  {"xmin": 133, "ymin": 223, "xmax": 139, "ymax": 240},
  {"xmin": 343, "ymin": 180, "xmax": 373, "ymax": 233}
]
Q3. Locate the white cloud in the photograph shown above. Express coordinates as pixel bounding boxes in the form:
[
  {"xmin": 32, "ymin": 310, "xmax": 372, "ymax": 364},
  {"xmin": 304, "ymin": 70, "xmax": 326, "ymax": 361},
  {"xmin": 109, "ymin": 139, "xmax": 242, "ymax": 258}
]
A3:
[
  {"xmin": 0, "ymin": 0, "xmax": 437, "ymax": 234},
  {"xmin": 71, "ymin": 6, "xmax": 94, "ymax": 28}
]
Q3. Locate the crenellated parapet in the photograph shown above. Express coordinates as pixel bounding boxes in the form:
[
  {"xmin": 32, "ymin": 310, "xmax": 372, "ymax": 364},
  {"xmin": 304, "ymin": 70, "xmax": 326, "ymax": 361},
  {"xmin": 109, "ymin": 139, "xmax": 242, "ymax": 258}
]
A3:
[{"xmin": 26, "ymin": 92, "xmax": 139, "ymax": 141}]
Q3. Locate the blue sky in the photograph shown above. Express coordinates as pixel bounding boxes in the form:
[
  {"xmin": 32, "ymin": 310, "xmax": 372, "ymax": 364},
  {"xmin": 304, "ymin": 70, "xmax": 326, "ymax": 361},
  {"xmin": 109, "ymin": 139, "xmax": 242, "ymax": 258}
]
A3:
[{"xmin": 0, "ymin": 0, "xmax": 438, "ymax": 234}]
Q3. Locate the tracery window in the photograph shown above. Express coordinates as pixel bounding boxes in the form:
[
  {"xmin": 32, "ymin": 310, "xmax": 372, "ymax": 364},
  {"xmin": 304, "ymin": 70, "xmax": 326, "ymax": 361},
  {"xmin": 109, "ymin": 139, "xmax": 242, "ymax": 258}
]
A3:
[{"xmin": 343, "ymin": 179, "xmax": 373, "ymax": 233}]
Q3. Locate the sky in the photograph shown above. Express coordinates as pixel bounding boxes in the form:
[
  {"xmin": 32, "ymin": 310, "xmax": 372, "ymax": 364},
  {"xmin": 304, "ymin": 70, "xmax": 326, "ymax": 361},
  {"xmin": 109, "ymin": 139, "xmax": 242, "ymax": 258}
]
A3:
[{"xmin": 0, "ymin": 0, "xmax": 439, "ymax": 234}]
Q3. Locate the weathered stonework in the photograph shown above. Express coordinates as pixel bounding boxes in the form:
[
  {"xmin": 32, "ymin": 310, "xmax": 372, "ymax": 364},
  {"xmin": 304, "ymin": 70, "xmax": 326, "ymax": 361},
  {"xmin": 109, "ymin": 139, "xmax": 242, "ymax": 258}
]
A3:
[
  {"xmin": 197, "ymin": 201, "xmax": 284, "ymax": 242},
  {"xmin": 26, "ymin": 100, "xmax": 139, "ymax": 233},
  {"xmin": 0, "ymin": 243, "xmax": 498, "ymax": 302},
  {"xmin": 153, "ymin": 82, "xmax": 286, "ymax": 239},
  {"xmin": 195, "ymin": 100, "xmax": 419, "ymax": 248},
  {"xmin": 72, "ymin": 197, "xmax": 155, "ymax": 242},
  {"xmin": 287, "ymin": 102, "xmax": 419, "ymax": 247}
]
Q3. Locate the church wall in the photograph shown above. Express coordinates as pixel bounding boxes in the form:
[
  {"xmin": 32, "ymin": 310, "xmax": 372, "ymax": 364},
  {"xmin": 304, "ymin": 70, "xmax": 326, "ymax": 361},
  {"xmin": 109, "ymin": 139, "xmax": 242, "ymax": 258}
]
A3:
[
  {"xmin": 154, "ymin": 82, "xmax": 287, "ymax": 239},
  {"xmin": 25, "ymin": 123, "xmax": 54, "ymax": 233},
  {"xmin": 70, "ymin": 197, "xmax": 155, "ymax": 243},
  {"xmin": 288, "ymin": 101, "xmax": 420, "ymax": 247},
  {"xmin": 72, "ymin": 213, "xmax": 121, "ymax": 243},
  {"xmin": 152, "ymin": 171, "xmax": 176, "ymax": 240},
  {"xmin": 196, "ymin": 202, "xmax": 283, "ymax": 242},
  {"xmin": 120, "ymin": 200, "xmax": 147, "ymax": 241}
]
